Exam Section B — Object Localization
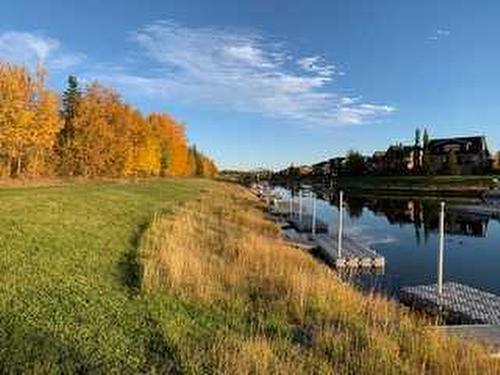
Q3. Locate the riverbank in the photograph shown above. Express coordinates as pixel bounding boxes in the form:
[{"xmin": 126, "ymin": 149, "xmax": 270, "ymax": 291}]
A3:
[
  {"xmin": 1, "ymin": 180, "xmax": 498, "ymax": 372},
  {"xmin": 140, "ymin": 182, "xmax": 497, "ymax": 373},
  {"xmin": 327, "ymin": 175, "xmax": 499, "ymax": 197}
]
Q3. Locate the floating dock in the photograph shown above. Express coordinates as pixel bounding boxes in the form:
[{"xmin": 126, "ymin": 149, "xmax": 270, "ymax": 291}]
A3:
[
  {"xmin": 255, "ymin": 185, "xmax": 385, "ymax": 269},
  {"xmin": 314, "ymin": 233, "xmax": 385, "ymax": 268},
  {"xmin": 288, "ymin": 215, "xmax": 329, "ymax": 233},
  {"xmin": 400, "ymin": 282, "xmax": 500, "ymax": 325},
  {"xmin": 281, "ymin": 228, "xmax": 316, "ymax": 251}
]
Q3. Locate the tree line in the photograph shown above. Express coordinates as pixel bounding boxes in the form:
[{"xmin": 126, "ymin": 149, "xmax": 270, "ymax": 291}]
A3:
[{"xmin": 0, "ymin": 62, "xmax": 217, "ymax": 178}]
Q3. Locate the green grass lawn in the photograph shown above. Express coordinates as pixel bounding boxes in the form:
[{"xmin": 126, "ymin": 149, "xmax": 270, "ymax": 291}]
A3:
[{"xmin": 0, "ymin": 179, "xmax": 211, "ymax": 373}]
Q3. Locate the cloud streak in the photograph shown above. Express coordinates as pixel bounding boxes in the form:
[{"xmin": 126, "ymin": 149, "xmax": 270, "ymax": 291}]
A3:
[
  {"xmin": 427, "ymin": 28, "xmax": 451, "ymax": 42},
  {"xmin": 98, "ymin": 21, "xmax": 395, "ymax": 126},
  {"xmin": 0, "ymin": 31, "xmax": 84, "ymax": 70}
]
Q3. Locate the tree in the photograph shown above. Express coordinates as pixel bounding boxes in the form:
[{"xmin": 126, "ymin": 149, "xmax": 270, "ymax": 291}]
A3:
[
  {"xmin": 414, "ymin": 128, "xmax": 421, "ymax": 148},
  {"xmin": 422, "ymin": 128, "xmax": 432, "ymax": 176},
  {"xmin": 0, "ymin": 61, "xmax": 216, "ymax": 179},
  {"xmin": 56, "ymin": 75, "xmax": 81, "ymax": 175},
  {"xmin": 345, "ymin": 150, "xmax": 367, "ymax": 176},
  {"xmin": 0, "ymin": 63, "xmax": 60, "ymax": 177},
  {"xmin": 445, "ymin": 151, "xmax": 460, "ymax": 175},
  {"xmin": 423, "ymin": 129, "xmax": 430, "ymax": 149}
]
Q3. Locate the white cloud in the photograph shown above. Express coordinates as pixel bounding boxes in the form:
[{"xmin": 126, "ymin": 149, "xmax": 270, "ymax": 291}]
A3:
[
  {"xmin": 427, "ymin": 28, "xmax": 451, "ymax": 42},
  {"xmin": 0, "ymin": 31, "xmax": 84, "ymax": 70},
  {"xmin": 96, "ymin": 21, "xmax": 395, "ymax": 126}
]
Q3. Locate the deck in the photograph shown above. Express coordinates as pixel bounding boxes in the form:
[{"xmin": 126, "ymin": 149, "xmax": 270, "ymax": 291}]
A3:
[
  {"xmin": 400, "ymin": 282, "xmax": 500, "ymax": 325},
  {"xmin": 314, "ymin": 233, "xmax": 385, "ymax": 268},
  {"xmin": 288, "ymin": 215, "xmax": 329, "ymax": 233}
]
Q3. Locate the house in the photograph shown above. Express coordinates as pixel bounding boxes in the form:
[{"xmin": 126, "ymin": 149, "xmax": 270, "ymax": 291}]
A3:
[
  {"xmin": 371, "ymin": 151, "xmax": 386, "ymax": 174},
  {"xmin": 427, "ymin": 136, "xmax": 490, "ymax": 174},
  {"xmin": 379, "ymin": 145, "xmax": 422, "ymax": 174},
  {"xmin": 329, "ymin": 157, "xmax": 347, "ymax": 176},
  {"xmin": 312, "ymin": 160, "xmax": 331, "ymax": 176}
]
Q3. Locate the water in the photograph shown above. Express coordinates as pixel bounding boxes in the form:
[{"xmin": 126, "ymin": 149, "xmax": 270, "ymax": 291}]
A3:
[{"xmin": 273, "ymin": 184, "xmax": 500, "ymax": 297}]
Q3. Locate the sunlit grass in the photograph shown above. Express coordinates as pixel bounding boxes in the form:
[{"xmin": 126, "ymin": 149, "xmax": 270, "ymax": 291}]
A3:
[
  {"xmin": 141, "ymin": 182, "xmax": 499, "ymax": 374},
  {"xmin": 0, "ymin": 179, "xmax": 211, "ymax": 373}
]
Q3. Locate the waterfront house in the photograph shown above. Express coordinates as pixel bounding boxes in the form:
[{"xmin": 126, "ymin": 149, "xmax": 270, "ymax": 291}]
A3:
[
  {"xmin": 378, "ymin": 144, "xmax": 422, "ymax": 175},
  {"xmin": 427, "ymin": 136, "xmax": 490, "ymax": 174}
]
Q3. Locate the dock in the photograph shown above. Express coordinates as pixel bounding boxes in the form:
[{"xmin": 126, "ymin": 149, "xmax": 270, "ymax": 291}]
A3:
[
  {"xmin": 254, "ymin": 184, "xmax": 385, "ymax": 269},
  {"xmin": 314, "ymin": 233, "xmax": 385, "ymax": 268},
  {"xmin": 288, "ymin": 215, "xmax": 329, "ymax": 233},
  {"xmin": 400, "ymin": 282, "xmax": 500, "ymax": 325},
  {"xmin": 281, "ymin": 228, "xmax": 317, "ymax": 251}
]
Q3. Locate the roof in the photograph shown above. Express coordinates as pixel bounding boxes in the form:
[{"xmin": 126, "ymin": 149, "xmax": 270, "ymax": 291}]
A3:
[{"xmin": 427, "ymin": 136, "xmax": 488, "ymax": 154}]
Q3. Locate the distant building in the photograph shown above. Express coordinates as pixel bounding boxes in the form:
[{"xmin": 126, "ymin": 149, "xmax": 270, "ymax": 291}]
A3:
[
  {"xmin": 427, "ymin": 136, "xmax": 490, "ymax": 174},
  {"xmin": 378, "ymin": 145, "xmax": 422, "ymax": 175},
  {"xmin": 312, "ymin": 160, "xmax": 331, "ymax": 176}
]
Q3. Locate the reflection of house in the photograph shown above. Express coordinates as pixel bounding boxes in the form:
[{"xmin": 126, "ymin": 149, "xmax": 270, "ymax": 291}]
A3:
[
  {"xmin": 427, "ymin": 136, "xmax": 490, "ymax": 174},
  {"xmin": 446, "ymin": 212, "xmax": 489, "ymax": 237}
]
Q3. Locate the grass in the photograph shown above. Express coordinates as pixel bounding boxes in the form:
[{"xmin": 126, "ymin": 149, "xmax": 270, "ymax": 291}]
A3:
[
  {"xmin": 140, "ymin": 183, "xmax": 500, "ymax": 374},
  {"xmin": 0, "ymin": 178, "xmax": 211, "ymax": 373},
  {"xmin": 1, "ymin": 179, "xmax": 498, "ymax": 373}
]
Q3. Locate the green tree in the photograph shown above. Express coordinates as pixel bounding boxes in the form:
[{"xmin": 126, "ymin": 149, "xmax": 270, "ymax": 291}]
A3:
[
  {"xmin": 422, "ymin": 129, "xmax": 432, "ymax": 175},
  {"xmin": 345, "ymin": 150, "xmax": 367, "ymax": 176},
  {"xmin": 57, "ymin": 75, "xmax": 81, "ymax": 175},
  {"xmin": 423, "ymin": 129, "xmax": 430, "ymax": 149},
  {"xmin": 414, "ymin": 128, "xmax": 421, "ymax": 148}
]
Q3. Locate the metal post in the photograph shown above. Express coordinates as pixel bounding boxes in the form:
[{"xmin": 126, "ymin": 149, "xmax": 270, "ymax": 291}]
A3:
[
  {"xmin": 438, "ymin": 201, "xmax": 445, "ymax": 296},
  {"xmin": 337, "ymin": 191, "xmax": 344, "ymax": 258},
  {"xmin": 311, "ymin": 192, "xmax": 317, "ymax": 235},
  {"xmin": 299, "ymin": 191, "xmax": 303, "ymax": 223}
]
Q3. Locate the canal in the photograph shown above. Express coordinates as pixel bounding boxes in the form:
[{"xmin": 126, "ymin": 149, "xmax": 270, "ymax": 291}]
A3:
[{"xmin": 273, "ymin": 184, "xmax": 500, "ymax": 296}]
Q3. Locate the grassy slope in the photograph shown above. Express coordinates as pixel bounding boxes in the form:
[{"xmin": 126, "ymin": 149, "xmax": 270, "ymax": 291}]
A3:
[
  {"xmin": 0, "ymin": 179, "xmax": 211, "ymax": 373},
  {"xmin": 140, "ymin": 183, "xmax": 499, "ymax": 374},
  {"xmin": 1, "ymin": 179, "xmax": 499, "ymax": 373}
]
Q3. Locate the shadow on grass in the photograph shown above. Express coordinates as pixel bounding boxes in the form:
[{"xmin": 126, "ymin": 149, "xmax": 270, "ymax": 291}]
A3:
[
  {"xmin": 118, "ymin": 220, "xmax": 149, "ymax": 296},
  {"xmin": 0, "ymin": 315, "xmax": 107, "ymax": 373}
]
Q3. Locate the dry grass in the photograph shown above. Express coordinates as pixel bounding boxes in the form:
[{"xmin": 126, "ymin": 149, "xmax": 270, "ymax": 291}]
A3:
[{"xmin": 140, "ymin": 182, "xmax": 500, "ymax": 374}]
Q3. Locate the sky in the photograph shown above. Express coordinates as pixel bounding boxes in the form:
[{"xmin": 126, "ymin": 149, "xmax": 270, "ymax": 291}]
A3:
[{"xmin": 0, "ymin": 0, "xmax": 499, "ymax": 170}]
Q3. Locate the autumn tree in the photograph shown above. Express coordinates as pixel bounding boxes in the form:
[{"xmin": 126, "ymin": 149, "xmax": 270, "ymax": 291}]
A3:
[
  {"xmin": 0, "ymin": 63, "xmax": 60, "ymax": 177},
  {"xmin": 149, "ymin": 113, "xmax": 190, "ymax": 176},
  {"xmin": 0, "ymin": 62, "xmax": 216, "ymax": 180}
]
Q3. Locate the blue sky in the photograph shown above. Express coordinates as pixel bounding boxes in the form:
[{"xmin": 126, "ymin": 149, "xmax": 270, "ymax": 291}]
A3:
[{"xmin": 1, "ymin": 0, "xmax": 499, "ymax": 169}]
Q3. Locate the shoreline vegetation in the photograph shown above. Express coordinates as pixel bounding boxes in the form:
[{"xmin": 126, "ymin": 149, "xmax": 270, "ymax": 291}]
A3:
[
  {"xmin": 139, "ymin": 182, "xmax": 498, "ymax": 373},
  {"xmin": 1, "ymin": 178, "xmax": 498, "ymax": 372}
]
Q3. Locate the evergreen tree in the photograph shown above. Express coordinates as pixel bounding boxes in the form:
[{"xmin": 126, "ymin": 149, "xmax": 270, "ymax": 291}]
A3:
[
  {"xmin": 423, "ymin": 129, "xmax": 430, "ymax": 149},
  {"xmin": 414, "ymin": 128, "xmax": 421, "ymax": 148},
  {"xmin": 57, "ymin": 75, "xmax": 81, "ymax": 174},
  {"xmin": 422, "ymin": 129, "xmax": 432, "ymax": 175}
]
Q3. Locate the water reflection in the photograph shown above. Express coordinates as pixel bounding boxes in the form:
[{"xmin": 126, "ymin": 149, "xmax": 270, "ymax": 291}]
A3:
[{"xmin": 274, "ymin": 183, "xmax": 500, "ymax": 296}]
